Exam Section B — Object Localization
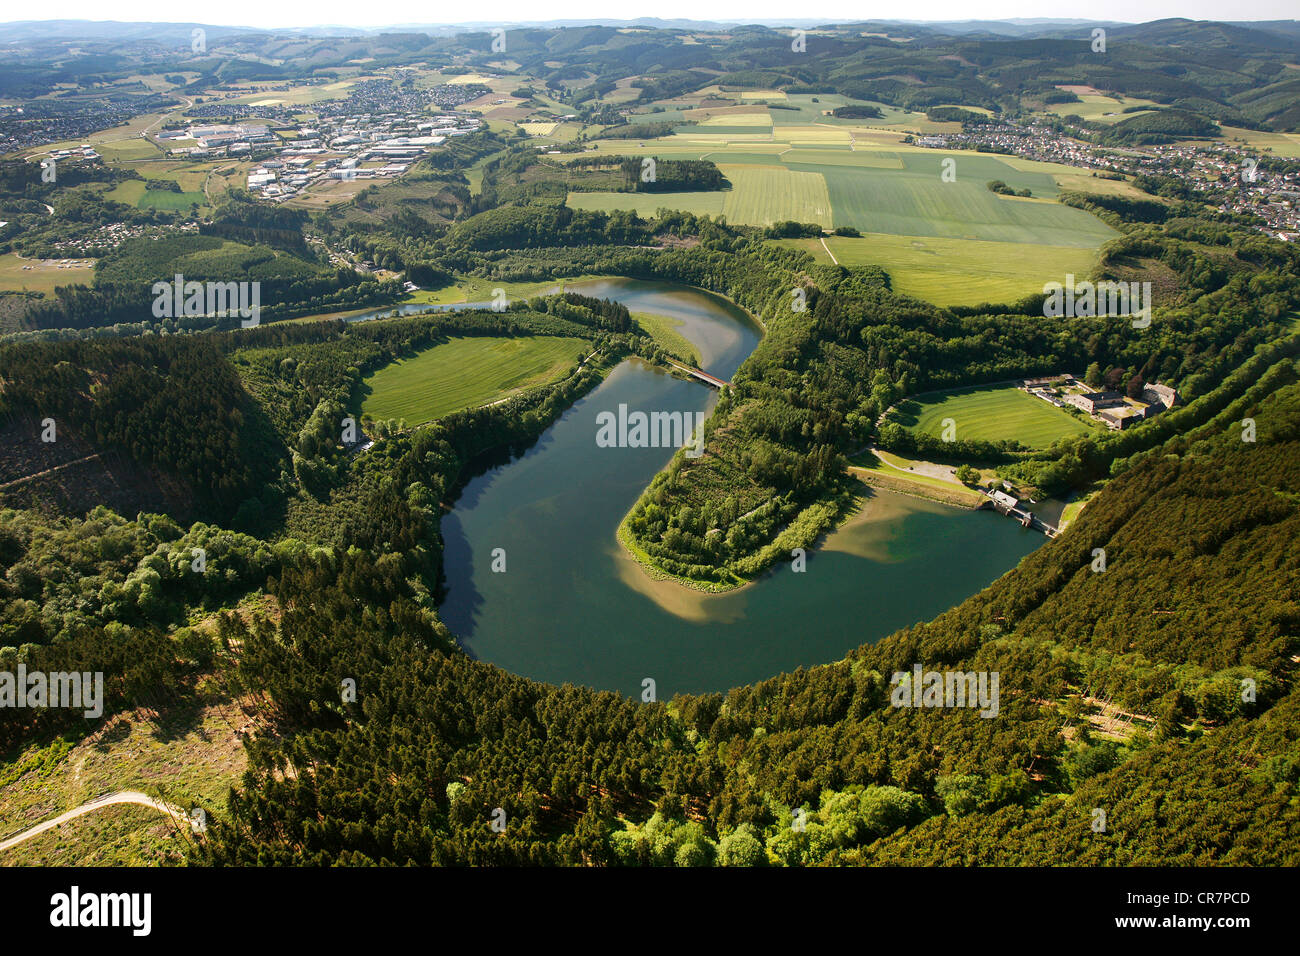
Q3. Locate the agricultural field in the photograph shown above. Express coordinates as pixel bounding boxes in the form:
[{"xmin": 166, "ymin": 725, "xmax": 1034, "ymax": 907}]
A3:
[
  {"xmin": 1219, "ymin": 126, "xmax": 1300, "ymax": 158},
  {"xmin": 1042, "ymin": 90, "xmax": 1161, "ymax": 123},
  {"xmin": 719, "ymin": 164, "xmax": 833, "ymax": 227},
  {"xmin": 223, "ymin": 79, "xmax": 358, "ymax": 107},
  {"xmin": 360, "ymin": 335, "xmax": 590, "ymax": 425},
  {"xmin": 783, "ymin": 233, "xmax": 1100, "ymax": 306},
  {"xmin": 799, "ymin": 152, "xmax": 1114, "ymax": 245},
  {"xmin": 699, "ymin": 113, "xmax": 773, "ymax": 127},
  {"xmin": 888, "ymin": 383, "xmax": 1098, "ymax": 448},
  {"xmin": 567, "ymin": 163, "xmax": 831, "ymax": 228},
  {"xmin": 575, "ymin": 131, "xmax": 1118, "ymax": 246},
  {"xmin": 567, "ymin": 188, "xmax": 726, "ymax": 219}
]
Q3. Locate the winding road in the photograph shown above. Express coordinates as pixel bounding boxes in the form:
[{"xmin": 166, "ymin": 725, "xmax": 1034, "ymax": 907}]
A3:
[{"xmin": 0, "ymin": 791, "xmax": 189, "ymax": 853}]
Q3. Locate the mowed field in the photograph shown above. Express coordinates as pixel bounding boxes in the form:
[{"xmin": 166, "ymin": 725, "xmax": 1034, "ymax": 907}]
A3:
[
  {"xmin": 786, "ymin": 233, "xmax": 1100, "ymax": 306},
  {"xmin": 106, "ymin": 180, "xmax": 206, "ymax": 211},
  {"xmin": 361, "ymin": 335, "xmax": 589, "ymax": 424},
  {"xmin": 889, "ymin": 384, "xmax": 1096, "ymax": 448}
]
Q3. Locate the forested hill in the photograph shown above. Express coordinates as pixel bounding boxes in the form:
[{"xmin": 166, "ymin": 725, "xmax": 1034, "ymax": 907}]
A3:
[{"xmin": 196, "ymin": 369, "xmax": 1300, "ymax": 866}]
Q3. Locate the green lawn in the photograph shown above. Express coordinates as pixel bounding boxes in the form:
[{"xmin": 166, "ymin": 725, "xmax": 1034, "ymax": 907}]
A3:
[
  {"xmin": 138, "ymin": 189, "xmax": 206, "ymax": 211},
  {"xmin": 361, "ymin": 335, "xmax": 590, "ymax": 425},
  {"xmin": 890, "ymin": 384, "xmax": 1097, "ymax": 448}
]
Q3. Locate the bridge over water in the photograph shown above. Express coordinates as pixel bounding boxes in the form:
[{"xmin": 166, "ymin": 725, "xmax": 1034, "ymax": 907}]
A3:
[{"xmin": 668, "ymin": 361, "xmax": 730, "ymax": 389}]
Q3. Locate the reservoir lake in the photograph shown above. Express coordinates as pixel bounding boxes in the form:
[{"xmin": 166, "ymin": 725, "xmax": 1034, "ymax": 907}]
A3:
[{"xmin": 435, "ymin": 279, "xmax": 1044, "ymax": 696}]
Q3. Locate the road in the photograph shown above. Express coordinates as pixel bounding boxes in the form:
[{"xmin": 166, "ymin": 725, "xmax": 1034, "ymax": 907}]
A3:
[{"xmin": 0, "ymin": 791, "xmax": 189, "ymax": 852}]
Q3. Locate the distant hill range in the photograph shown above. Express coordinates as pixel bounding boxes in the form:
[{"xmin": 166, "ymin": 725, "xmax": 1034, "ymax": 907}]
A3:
[{"xmin": 0, "ymin": 17, "xmax": 1296, "ymax": 131}]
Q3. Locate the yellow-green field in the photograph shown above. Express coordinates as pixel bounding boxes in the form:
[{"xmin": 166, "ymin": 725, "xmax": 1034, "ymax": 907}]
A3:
[
  {"xmin": 1043, "ymin": 92, "xmax": 1160, "ymax": 124},
  {"xmin": 567, "ymin": 163, "xmax": 832, "ymax": 228},
  {"xmin": 783, "ymin": 233, "xmax": 1100, "ymax": 307},
  {"xmin": 1219, "ymin": 126, "xmax": 1300, "ymax": 158},
  {"xmin": 361, "ymin": 335, "xmax": 590, "ymax": 425},
  {"xmin": 0, "ymin": 253, "xmax": 94, "ymax": 295},
  {"xmin": 700, "ymin": 113, "xmax": 773, "ymax": 127},
  {"xmin": 225, "ymin": 79, "xmax": 359, "ymax": 107},
  {"xmin": 719, "ymin": 164, "xmax": 833, "ymax": 227}
]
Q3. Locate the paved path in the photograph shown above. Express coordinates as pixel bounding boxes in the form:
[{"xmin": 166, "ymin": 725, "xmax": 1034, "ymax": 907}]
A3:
[{"xmin": 0, "ymin": 791, "xmax": 188, "ymax": 852}]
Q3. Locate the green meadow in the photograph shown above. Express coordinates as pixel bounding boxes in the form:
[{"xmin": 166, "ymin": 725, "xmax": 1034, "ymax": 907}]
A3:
[
  {"xmin": 784, "ymin": 233, "xmax": 1100, "ymax": 307},
  {"xmin": 361, "ymin": 335, "xmax": 590, "ymax": 425},
  {"xmin": 889, "ymin": 383, "xmax": 1097, "ymax": 448}
]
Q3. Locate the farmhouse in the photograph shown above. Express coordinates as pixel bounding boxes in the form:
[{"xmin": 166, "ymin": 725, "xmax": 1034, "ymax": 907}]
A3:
[
  {"xmin": 1142, "ymin": 383, "xmax": 1178, "ymax": 408},
  {"xmin": 1021, "ymin": 374, "xmax": 1074, "ymax": 388},
  {"xmin": 1065, "ymin": 390, "xmax": 1126, "ymax": 413},
  {"xmin": 1098, "ymin": 407, "xmax": 1139, "ymax": 430}
]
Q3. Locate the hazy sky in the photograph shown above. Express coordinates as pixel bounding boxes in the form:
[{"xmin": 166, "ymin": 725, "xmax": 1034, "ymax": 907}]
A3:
[{"xmin": 2, "ymin": 2, "xmax": 1297, "ymax": 29}]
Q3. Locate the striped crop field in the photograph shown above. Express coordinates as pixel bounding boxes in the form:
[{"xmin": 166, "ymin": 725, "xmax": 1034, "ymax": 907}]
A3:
[
  {"xmin": 718, "ymin": 164, "xmax": 833, "ymax": 227},
  {"xmin": 579, "ymin": 134, "xmax": 1118, "ymax": 246}
]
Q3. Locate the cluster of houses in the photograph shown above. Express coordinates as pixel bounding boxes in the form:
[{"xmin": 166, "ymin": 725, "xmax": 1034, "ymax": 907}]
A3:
[
  {"xmin": 1023, "ymin": 375, "xmax": 1178, "ymax": 430},
  {"xmin": 911, "ymin": 111, "xmax": 1300, "ymax": 242}
]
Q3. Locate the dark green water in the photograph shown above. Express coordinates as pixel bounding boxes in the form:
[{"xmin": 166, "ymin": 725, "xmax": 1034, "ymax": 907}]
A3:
[{"xmin": 438, "ymin": 279, "xmax": 1043, "ymax": 696}]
